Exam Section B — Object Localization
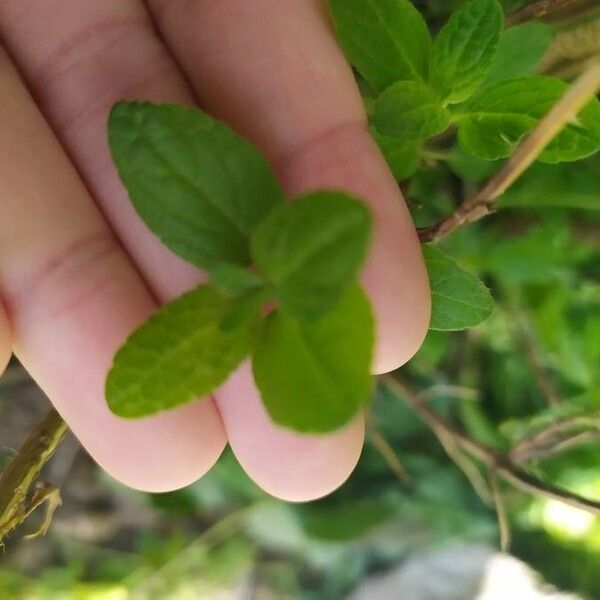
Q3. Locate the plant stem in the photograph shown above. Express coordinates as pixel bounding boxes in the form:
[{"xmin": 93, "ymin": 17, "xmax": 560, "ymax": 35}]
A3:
[
  {"xmin": 383, "ymin": 376, "xmax": 600, "ymax": 517},
  {"xmin": 490, "ymin": 473, "xmax": 511, "ymax": 552},
  {"xmin": 369, "ymin": 424, "xmax": 413, "ymax": 486},
  {"xmin": 0, "ymin": 408, "xmax": 68, "ymax": 543},
  {"xmin": 509, "ymin": 414, "xmax": 600, "ymax": 463},
  {"xmin": 129, "ymin": 504, "xmax": 253, "ymax": 597},
  {"xmin": 418, "ymin": 60, "xmax": 600, "ymax": 244},
  {"xmin": 505, "ymin": 0, "xmax": 588, "ymax": 26}
]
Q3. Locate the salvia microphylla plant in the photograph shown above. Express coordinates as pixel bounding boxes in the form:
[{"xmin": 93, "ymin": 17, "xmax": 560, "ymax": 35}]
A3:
[{"xmin": 105, "ymin": 0, "xmax": 600, "ymax": 435}]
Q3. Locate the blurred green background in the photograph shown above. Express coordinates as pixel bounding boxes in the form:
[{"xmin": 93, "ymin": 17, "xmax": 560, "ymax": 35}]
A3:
[{"xmin": 1, "ymin": 0, "xmax": 599, "ymax": 598}]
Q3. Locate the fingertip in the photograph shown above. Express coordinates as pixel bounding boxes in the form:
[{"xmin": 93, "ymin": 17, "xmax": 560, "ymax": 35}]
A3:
[
  {"xmin": 367, "ymin": 235, "xmax": 431, "ymax": 375},
  {"xmin": 216, "ymin": 363, "xmax": 365, "ymax": 503},
  {"xmin": 0, "ymin": 303, "xmax": 12, "ymax": 375},
  {"xmin": 252, "ymin": 419, "xmax": 364, "ymax": 503},
  {"xmin": 234, "ymin": 419, "xmax": 364, "ymax": 504},
  {"xmin": 88, "ymin": 400, "xmax": 227, "ymax": 494}
]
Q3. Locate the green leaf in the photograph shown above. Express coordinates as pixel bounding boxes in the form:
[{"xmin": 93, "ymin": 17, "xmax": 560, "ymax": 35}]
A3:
[
  {"xmin": 499, "ymin": 160, "xmax": 600, "ymax": 211},
  {"xmin": 210, "ymin": 264, "xmax": 266, "ymax": 298},
  {"xmin": 371, "ymin": 129, "xmax": 421, "ymax": 180},
  {"xmin": 300, "ymin": 499, "xmax": 396, "ymax": 541},
  {"xmin": 328, "ymin": 0, "xmax": 431, "ymax": 91},
  {"xmin": 430, "ymin": 0, "xmax": 504, "ymax": 104},
  {"xmin": 108, "ymin": 102, "xmax": 284, "ymax": 270},
  {"xmin": 483, "ymin": 21, "xmax": 552, "ymax": 87},
  {"xmin": 423, "ymin": 245, "xmax": 494, "ymax": 331},
  {"xmin": 251, "ymin": 191, "xmax": 372, "ymax": 321},
  {"xmin": 252, "ymin": 284, "xmax": 375, "ymax": 433},
  {"xmin": 456, "ymin": 76, "xmax": 600, "ymax": 163},
  {"xmin": 373, "ymin": 81, "xmax": 451, "ymax": 142},
  {"xmin": 446, "ymin": 144, "xmax": 500, "ymax": 183},
  {"xmin": 106, "ymin": 284, "xmax": 258, "ymax": 418}
]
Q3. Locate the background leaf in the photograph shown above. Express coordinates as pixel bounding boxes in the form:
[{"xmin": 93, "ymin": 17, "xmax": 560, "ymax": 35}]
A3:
[
  {"xmin": 328, "ymin": 0, "xmax": 431, "ymax": 91},
  {"xmin": 251, "ymin": 191, "xmax": 372, "ymax": 321},
  {"xmin": 499, "ymin": 159, "xmax": 600, "ymax": 211},
  {"xmin": 483, "ymin": 21, "xmax": 552, "ymax": 87},
  {"xmin": 424, "ymin": 245, "xmax": 494, "ymax": 331},
  {"xmin": 109, "ymin": 102, "xmax": 284, "ymax": 270},
  {"xmin": 252, "ymin": 284, "xmax": 374, "ymax": 433},
  {"xmin": 430, "ymin": 0, "xmax": 504, "ymax": 104},
  {"xmin": 300, "ymin": 499, "xmax": 396, "ymax": 541},
  {"xmin": 373, "ymin": 80, "xmax": 451, "ymax": 141},
  {"xmin": 372, "ymin": 129, "xmax": 422, "ymax": 181},
  {"xmin": 106, "ymin": 284, "xmax": 258, "ymax": 418},
  {"xmin": 456, "ymin": 77, "xmax": 600, "ymax": 163}
]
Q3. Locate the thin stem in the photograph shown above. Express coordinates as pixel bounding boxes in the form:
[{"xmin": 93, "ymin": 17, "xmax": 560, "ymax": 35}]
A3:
[
  {"xmin": 418, "ymin": 61, "xmax": 600, "ymax": 244},
  {"xmin": 505, "ymin": 0, "xmax": 587, "ymax": 26},
  {"xmin": 129, "ymin": 504, "xmax": 253, "ymax": 596},
  {"xmin": 434, "ymin": 426, "xmax": 492, "ymax": 505},
  {"xmin": 510, "ymin": 415, "xmax": 600, "ymax": 462},
  {"xmin": 523, "ymin": 430, "xmax": 600, "ymax": 463},
  {"xmin": 369, "ymin": 425, "xmax": 413, "ymax": 486},
  {"xmin": 383, "ymin": 376, "xmax": 600, "ymax": 517},
  {"xmin": 0, "ymin": 408, "xmax": 68, "ymax": 543},
  {"xmin": 491, "ymin": 473, "xmax": 511, "ymax": 552}
]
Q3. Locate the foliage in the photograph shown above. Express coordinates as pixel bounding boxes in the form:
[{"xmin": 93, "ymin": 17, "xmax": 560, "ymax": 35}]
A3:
[
  {"xmin": 330, "ymin": 0, "xmax": 600, "ymax": 178},
  {"xmin": 107, "ymin": 103, "xmax": 375, "ymax": 432},
  {"xmin": 423, "ymin": 245, "xmax": 494, "ymax": 330}
]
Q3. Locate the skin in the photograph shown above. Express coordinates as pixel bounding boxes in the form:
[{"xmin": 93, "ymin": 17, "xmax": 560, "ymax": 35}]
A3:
[
  {"xmin": 0, "ymin": 0, "xmax": 430, "ymax": 501},
  {"xmin": 0, "ymin": 304, "xmax": 10, "ymax": 375}
]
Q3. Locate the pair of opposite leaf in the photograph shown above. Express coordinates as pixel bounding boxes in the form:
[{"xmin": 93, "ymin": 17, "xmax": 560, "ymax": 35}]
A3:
[
  {"xmin": 329, "ymin": 0, "xmax": 600, "ymax": 174},
  {"xmin": 105, "ymin": 101, "xmax": 494, "ymax": 433},
  {"xmin": 105, "ymin": 102, "xmax": 375, "ymax": 434}
]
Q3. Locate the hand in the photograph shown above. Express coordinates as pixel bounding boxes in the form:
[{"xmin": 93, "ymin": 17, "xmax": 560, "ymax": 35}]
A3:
[{"xmin": 0, "ymin": 0, "xmax": 429, "ymax": 500}]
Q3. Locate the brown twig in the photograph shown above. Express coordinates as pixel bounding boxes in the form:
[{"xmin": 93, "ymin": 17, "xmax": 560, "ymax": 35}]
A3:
[
  {"xmin": 130, "ymin": 504, "xmax": 252, "ymax": 597},
  {"xmin": 383, "ymin": 376, "xmax": 600, "ymax": 517},
  {"xmin": 418, "ymin": 60, "xmax": 600, "ymax": 243},
  {"xmin": 490, "ymin": 473, "xmax": 511, "ymax": 552},
  {"xmin": 541, "ymin": 19, "xmax": 600, "ymax": 76},
  {"xmin": 527, "ymin": 430, "xmax": 600, "ymax": 462},
  {"xmin": 369, "ymin": 425, "xmax": 413, "ymax": 486},
  {"xmin": 505, "ymin": 0, "xmax": 587, "ymax": 26},
  {"xmin": 432, "ymin": 425, "xmax": 492, "ymax": 505},
  {"xmin": 0, "ymin": 408, "xmax": 68, "ymax": 544},
  {"xmin": 510, "ymin": 415, "xmax": 600, "ymax": 463}
]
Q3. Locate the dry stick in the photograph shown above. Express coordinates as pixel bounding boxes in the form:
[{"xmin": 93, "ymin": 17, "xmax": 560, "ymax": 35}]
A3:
[
  {"xmin": 509, "ymin": 414, "xmax": 600, "ymax": 463},
  {"xmin": 383, "ymin": 376, "xmax": 600, "ymax": 517},
  {"xmin": 0, "ymin": 408, "xmax": 68, "ymax": 543},
  {"xmin": 418, "ymin": 60, "xmax": 600, "ymax": 244},
  {"xmin": 433, "ymin": 425, "xmax": 492, "ymax": 505},
  {"xmin": 490, "ymin": 473, "xmax": 511, "ymax": 552},
  {"xmin": 505, "ymin": 0, "xmax": 586, "ymax": 26},
  {"xmin": 512, "ymin": 425, "xmax": 600, "ymax": 464},
  {"xmin": 130, "ymin": 504, "xmax": 253, "ymax": 598},
  {"xmin": 370, "ymin": 425, "xmax": 413, "ymax": 486},
  {"xmin": 541, "ymin": 18, "xmax": 600, "ymax": 76}
]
